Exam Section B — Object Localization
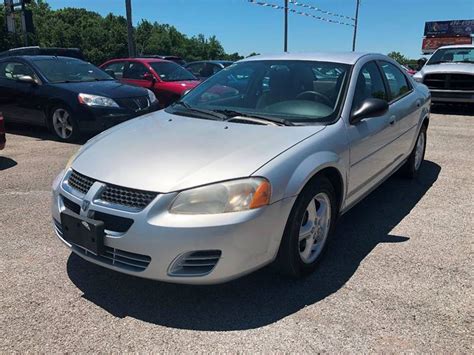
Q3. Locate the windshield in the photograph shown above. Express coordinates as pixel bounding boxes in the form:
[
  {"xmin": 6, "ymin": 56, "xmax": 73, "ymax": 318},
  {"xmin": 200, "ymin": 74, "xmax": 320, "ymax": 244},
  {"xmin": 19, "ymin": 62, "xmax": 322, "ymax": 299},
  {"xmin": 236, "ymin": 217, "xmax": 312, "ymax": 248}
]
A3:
[
  {"xmin": 33, "ymin": 58, "xmax": 113, "ymax": 83},
  {"xmin": 149, "ymin": 62, "xmax": 197, "ymax": 81},
  {"xmin": 170, "ymin": 60, "xmax": 350, "ymax": 124},
  {"xmin": 427, "ymin": 47, "xmax": 474, "ymax": 65}
]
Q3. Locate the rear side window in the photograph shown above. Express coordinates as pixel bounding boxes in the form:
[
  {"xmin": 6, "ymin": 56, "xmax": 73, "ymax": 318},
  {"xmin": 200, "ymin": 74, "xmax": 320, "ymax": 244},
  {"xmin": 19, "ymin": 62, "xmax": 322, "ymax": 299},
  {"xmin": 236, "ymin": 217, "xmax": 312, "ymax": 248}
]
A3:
[
  {"xmin": 103, "ymin": 61, "xmax": 125, "ymax": 79},
  {"xmin": 186, "ymin": 63, "xmax": 204, "ymax": 76},
  {"xmin": 352, "ymin": 61, "xmax": 388, "ymax": 110},
  {"xmin": 379, "ymin": 62, "xmax": 412, "ymax": 101}
]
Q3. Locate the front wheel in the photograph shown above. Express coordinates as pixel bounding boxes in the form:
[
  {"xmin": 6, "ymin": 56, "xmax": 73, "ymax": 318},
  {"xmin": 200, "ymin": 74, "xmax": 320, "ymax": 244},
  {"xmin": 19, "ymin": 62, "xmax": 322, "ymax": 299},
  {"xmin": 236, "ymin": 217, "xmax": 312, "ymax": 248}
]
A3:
[
  {"xmin": 276, "ymin": 176, "xmax": 337, "ymax": 278},
  {"xmin": 50, "ymin": 106, "xmax": 80, "ymax": 142},
  {"xmin": 402, "ymin": 125, "xmax": 427, "ymax": 179}
]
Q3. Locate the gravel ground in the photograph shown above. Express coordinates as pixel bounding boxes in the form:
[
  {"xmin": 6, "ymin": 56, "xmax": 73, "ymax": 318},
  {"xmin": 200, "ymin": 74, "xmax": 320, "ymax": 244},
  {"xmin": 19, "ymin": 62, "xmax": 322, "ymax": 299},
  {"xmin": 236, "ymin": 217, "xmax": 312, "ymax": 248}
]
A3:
[{"xmin": 0, "ymin": 110, "xmax": 472, "ymax": 352}]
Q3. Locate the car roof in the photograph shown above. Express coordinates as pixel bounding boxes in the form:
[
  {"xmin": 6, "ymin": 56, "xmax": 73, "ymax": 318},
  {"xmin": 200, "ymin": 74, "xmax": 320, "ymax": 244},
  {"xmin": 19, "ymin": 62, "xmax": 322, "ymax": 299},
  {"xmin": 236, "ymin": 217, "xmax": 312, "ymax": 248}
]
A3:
[
  {"xmin": 240, "ymin": 52, "xmax": 376, "ymax": 64},
  {"xmin": 186, "ymin": 60, "xmax": 234, "ymax": 65},
  {"xmin": 106, "ymin": 57, "xmax": 171, "ymax": 63},
  {"xmin": 436, "ymin": 44, "xmax": 474, "ymax": 49},
  {"xmin": 0, "ymin": 55, "xmax": 83, "ymax": 62}
]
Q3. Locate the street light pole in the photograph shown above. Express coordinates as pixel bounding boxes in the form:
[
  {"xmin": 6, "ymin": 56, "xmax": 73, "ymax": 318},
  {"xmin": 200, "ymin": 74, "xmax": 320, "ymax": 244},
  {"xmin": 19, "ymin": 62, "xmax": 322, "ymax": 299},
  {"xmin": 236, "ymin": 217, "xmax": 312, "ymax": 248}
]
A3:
[
  {"xmin": 125, "ymin": 0, "xmax": 136, "ymax": 57},
  {"xmin": 352, "ymin": 0, "xmax": 360, "ymax": 51},
  {"xmin": 284, "ymin": 0, "xmax": 288, "ymax": 52}
]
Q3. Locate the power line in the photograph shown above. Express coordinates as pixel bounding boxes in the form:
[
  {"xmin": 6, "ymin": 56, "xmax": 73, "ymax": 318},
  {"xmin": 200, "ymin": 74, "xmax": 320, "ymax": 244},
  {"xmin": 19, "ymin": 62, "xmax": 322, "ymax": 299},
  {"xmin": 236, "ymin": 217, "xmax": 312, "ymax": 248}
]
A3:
[
  {"xmin": 288, "ymin": 0, "xmax": 355, "ymax": 21},
  {"xmin": 248, "ymin": 0, "xmax": 355, "ymax": 27}
]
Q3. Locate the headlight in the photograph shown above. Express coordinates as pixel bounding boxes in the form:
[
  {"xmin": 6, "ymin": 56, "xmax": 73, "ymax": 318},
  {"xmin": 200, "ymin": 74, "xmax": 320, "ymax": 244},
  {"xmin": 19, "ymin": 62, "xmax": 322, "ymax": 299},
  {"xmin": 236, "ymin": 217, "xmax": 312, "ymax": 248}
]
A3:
[
  {"xmin": 413, "ymin": 75, "xmax": 423, "ymax": 83},
  {"xmin": 169, "ymin": 178, "xmax": 271, "ymax": 214},
  {"xmin": 147, "ymin": 89, "xmax": 157, "ymax": 103},
  {"xmin": 78, "ymin": 93, "xmax": 119, "ymax": 107}
]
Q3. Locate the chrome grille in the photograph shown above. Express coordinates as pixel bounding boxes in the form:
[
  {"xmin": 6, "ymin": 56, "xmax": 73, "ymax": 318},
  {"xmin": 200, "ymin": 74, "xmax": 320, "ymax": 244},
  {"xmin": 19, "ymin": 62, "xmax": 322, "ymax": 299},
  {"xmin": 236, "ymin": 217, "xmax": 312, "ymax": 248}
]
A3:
[
  {"xmin": 101, "ymin": 184, "xmax": 157, "ymax": 209},
  {"xmin": 68, "ymin": 170, "xmax": 94, "ymax": 194},
  {"xmin": 169, "ymin": 250, "xmax": 222, "ymax": 276},
  {"xmin": 67, "ymin": 170, "xmax": 158, "ymax": 210}
]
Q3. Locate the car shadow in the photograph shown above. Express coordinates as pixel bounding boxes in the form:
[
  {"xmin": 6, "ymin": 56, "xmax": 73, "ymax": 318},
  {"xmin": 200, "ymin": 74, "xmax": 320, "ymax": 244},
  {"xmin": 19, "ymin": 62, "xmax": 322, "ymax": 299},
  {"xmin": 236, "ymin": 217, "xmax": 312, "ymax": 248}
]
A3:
[
  {"xmin": 5, "ymin": 123, "xmax": 92, "ymax": 144},
  {"xmin": 0, "ymin": 156, "xmax": 17, "ymax": 171},
  {"xmin": 431, "ymin": 103, "xmax": 474, "ymax": 116},
  {"xmin": 66, "ymin": 161, "xmax": 441, "ymax": 331}
]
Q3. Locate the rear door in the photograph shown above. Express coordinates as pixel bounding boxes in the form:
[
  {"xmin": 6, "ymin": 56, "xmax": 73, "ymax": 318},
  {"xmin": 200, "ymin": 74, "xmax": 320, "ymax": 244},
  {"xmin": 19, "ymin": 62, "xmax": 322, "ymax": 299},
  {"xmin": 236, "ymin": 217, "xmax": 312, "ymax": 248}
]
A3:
[
  {"xmin": 378, "ymin": 61, "xmax": 420, "ymax": 158},
  {"xmin": 0, "ymin": 60, "xmax": 44, "ymax": 124},
  {"xmin": 122, "ymin": 60, "xmax": 154, "ymax": 89}
]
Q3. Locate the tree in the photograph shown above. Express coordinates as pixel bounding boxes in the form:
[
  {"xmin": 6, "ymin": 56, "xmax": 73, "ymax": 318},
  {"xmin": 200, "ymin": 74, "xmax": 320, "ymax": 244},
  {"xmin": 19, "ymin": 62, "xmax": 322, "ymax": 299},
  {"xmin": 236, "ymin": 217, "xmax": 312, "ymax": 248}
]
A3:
[
  {"xmin": 387, "ymin": 51, "xmax": 409, "ymax": 66},
  {"xmin": 0, "ymin": 0, "xmax": 242, "ymax": 64}
]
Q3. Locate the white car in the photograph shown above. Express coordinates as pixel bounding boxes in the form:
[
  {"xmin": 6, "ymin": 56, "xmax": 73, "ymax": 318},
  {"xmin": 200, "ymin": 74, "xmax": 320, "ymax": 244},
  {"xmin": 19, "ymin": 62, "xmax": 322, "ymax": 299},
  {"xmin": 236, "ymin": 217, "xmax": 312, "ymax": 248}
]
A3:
[{"xmin": 414, "ymin": 45, "xmax": 474, "ymax": 103}]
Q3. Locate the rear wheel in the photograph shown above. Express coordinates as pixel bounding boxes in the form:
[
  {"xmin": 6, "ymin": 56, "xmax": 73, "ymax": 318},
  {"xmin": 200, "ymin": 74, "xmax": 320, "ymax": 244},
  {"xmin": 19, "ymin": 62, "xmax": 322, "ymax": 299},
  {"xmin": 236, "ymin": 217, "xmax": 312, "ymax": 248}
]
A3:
[
  {"xmin": 276, "ymin": 176, "xmax": 337, "ymax": 278},
  {"xmin": 50, "ymin": 106, "xmax": 80, "ymax": 142},
  {"xmin": 402, "ymin": 125, "xmax": 427, "ymax": 179}
]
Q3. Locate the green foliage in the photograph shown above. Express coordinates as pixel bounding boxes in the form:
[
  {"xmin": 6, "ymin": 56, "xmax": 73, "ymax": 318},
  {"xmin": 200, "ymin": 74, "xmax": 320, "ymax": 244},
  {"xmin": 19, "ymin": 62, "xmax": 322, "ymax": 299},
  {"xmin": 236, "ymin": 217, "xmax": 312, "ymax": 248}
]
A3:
[
  {"xmin": 0, "ymin": 1, "xmax": 243, "ymax": 64},
  {"xmin": 387, "ymin": 51, "xmax": 410, "ymax": 66}
]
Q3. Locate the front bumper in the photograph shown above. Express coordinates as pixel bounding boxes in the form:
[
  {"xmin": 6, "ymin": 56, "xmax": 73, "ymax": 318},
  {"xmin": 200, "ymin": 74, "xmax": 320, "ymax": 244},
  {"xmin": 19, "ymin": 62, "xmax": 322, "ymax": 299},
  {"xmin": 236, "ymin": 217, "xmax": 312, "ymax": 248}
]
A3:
[
  {"xmin": 76, "ymin": 102, "xmax": 160, "ymax": 132},
  {"xmin": 429, "ymin": 89, "xmax": 474, "ymax": 103},
  {"xmin": 51, "ymin": 170, "xmax": 295, "ymax": 284}
]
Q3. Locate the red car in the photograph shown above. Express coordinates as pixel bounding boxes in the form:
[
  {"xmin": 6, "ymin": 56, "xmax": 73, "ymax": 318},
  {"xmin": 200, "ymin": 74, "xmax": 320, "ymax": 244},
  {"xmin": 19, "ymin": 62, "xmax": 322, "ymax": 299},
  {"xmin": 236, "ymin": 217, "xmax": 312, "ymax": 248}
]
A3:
[
  {"xmin": 0, "ymin": 113, "xmax": 6, "ymax": 150},
  {"xmin": 100, "ymin": 58, "xmax": 200, "ymax": 107}
]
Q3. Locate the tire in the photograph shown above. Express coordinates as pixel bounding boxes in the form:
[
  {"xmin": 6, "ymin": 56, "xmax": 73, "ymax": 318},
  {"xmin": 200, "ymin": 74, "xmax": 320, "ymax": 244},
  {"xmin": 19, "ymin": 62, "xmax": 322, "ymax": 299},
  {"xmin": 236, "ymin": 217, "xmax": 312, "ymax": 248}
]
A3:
[
  {"xmin": 402, "ymin": 125, "xmax": 427, "ymax": 179},
  {"xmin": 49, "ymin": 105, "xmax": 80, "ymax": 143},
  {"xmin": 276, "ymin": 175, "xmax": 338, "ymax": 278}
]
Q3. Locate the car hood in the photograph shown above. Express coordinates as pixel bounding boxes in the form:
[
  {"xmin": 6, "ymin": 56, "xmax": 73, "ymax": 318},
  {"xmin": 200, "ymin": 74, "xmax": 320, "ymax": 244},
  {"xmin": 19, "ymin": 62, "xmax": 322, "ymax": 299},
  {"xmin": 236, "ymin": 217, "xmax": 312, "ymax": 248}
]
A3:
[
  {"xmin": 49, "ymin": 80, "xmax": 147, "ymax": 98},
  {"xmin": 72, "ymin": 110, "xmax": 324, "ymax": 193},
  {"xmin": 419, "ymin": 63, "xmax": 474, "ymax": 76}
]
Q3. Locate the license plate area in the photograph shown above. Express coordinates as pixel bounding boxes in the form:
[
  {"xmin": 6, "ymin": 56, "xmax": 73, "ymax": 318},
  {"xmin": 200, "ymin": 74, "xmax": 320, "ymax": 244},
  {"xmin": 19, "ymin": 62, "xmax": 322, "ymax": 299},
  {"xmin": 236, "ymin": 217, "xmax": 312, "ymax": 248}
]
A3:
[{"xmin": 60, "ymin": 210, "xmax": 105, "ymax": 255}]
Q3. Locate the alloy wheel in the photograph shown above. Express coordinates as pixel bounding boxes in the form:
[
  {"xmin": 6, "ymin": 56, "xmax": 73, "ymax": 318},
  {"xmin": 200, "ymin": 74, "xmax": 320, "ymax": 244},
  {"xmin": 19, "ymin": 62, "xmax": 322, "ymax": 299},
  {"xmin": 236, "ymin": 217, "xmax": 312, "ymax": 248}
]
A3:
[
  {"xmin": 298, "ymin": 192, "xmax": 331, "ymax": 264},
  {"xmin": 52, "ymin": 108, "xmax": 73, "ymax": 139}
]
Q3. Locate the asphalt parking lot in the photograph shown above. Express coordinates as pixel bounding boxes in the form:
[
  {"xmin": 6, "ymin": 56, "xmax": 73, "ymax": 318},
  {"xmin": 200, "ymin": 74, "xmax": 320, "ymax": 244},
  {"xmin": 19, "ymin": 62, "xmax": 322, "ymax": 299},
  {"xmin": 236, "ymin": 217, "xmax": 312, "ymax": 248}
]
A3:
[{"xmin": 0, "ymin": 109, "xmax": 472, "ymax": 352}]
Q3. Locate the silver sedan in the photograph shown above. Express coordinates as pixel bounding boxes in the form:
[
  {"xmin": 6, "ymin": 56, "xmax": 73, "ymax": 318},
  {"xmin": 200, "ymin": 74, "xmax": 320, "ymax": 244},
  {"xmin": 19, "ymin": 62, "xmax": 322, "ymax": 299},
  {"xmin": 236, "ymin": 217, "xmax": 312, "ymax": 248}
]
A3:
[{"xmin": 52, "ymin": 52, "xmax": 431, "ymax": 284}]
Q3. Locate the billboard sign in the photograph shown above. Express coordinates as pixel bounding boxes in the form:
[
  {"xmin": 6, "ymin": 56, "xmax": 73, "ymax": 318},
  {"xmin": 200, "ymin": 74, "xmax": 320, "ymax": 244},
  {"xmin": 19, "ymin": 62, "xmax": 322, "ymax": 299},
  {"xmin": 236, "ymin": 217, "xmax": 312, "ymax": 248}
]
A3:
[
  {"xmin": 424, "ymin": 20, "xmax": 474, "ymax": 37},
  {"xmin": 422, "ymin": 36, "xmax": 473, "ymax": 53}
]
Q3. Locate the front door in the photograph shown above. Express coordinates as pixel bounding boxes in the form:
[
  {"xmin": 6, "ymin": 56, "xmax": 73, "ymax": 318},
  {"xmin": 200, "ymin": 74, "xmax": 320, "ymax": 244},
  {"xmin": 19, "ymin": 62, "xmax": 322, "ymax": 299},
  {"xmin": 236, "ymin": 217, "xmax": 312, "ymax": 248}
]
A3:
[{"xmin": 346, "ymin": 61, "xmax": 399, "ymax": 206}]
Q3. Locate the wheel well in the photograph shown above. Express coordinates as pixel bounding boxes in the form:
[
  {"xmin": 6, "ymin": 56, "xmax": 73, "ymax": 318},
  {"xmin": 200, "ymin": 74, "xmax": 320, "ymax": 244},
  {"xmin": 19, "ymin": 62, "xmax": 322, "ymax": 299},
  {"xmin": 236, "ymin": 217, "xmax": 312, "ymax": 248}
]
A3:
[
  {"xmin": 307, "ymin": 167, "xmax": 344, "ymax": 212},
  {"xmin": 422, "ymin": 116, "xmax": 429, "ymax": 128}
]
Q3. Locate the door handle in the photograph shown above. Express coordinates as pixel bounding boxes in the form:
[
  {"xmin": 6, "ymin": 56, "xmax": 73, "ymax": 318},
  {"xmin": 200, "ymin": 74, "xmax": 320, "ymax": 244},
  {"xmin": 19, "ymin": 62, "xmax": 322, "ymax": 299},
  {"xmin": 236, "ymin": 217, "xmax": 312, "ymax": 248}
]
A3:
[
  {"xmin": 416, "ymin": 101, "xmax": 421, "ymax": 108},
  {"xmin": 389, "ymin": 115, "xmax": 396, "ymax": 125}
]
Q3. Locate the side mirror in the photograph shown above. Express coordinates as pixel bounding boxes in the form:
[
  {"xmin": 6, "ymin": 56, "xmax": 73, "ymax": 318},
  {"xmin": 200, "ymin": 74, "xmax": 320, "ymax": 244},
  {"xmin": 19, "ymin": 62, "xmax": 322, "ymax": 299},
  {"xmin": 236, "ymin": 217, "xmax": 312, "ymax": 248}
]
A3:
[
  {"xmin": 143, "ymin": 72, "xmax": 155, "ymax": 82},
  {"xmin": 104, "ymin": 69, "xmax": 116, "ymax": 79},
  {"xmin": 350, "ymin": 98, "xmax": 389, "ymax": 124},
  {"xmin": 17, "ymin": 75, "xmax": 37, "ymax": 85}
]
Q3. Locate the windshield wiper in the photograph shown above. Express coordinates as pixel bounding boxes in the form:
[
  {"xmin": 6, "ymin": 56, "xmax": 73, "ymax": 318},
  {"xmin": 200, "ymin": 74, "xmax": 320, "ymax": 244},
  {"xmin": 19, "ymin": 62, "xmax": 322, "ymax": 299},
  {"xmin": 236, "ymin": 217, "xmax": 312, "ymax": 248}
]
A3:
[
  {"xmin": 213, "ymin": 109, "xmax": 295, "ymax": 126},
  {"xmin": 172, "ymin": 101, "xmax": 227, "ymax": 120}
]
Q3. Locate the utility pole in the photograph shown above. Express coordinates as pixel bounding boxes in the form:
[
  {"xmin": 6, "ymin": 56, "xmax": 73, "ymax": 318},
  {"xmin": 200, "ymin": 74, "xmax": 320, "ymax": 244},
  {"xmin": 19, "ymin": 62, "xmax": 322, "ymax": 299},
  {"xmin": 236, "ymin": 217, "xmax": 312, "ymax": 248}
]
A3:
[
  {"xmin": 284, "ymin": 0, "xmax": 288, "ymax": 52},
  {"xmin": 352, "ymin": 0, "xmax": 360, "ymax": 51},
  {"xmin": 125, "ymin": 0, "xmax": 136, "ymax": 57}
]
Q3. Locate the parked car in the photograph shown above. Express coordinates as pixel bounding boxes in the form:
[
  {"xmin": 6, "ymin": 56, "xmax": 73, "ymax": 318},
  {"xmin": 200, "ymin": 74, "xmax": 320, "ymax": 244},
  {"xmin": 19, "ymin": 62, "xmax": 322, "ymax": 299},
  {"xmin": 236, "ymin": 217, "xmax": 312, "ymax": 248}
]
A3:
[
  {"xmin": 184, "ymin": 60, "xmax": 234, "ymax": 80},
  {"xmin": 139, "ymin": 55, "xmax": 186, "ymax": 66},
  {"xmin": 0, "ymin": 46, "xmax": 84, "ymax": 60},
  {"xmin": 0, "ymin": 113, "xmax": 5, "ymax": 150},
  {"xmin": 402, "ymin": 65, "xmax": 417, "ymax": 76},
  {"xmin": 0, "ymin": 55, "xmax": 159, "ymax": 142},
  {"xmin": 52, "ymin": 52, "xmax": 430, "ymax": 284},
  {"xmin": 101, "ymin": 58, "xmax": 200, "ymax": 108},
  {"xmin": 413, "ymin": 45, "xmax": 474, "ymax": 103}
]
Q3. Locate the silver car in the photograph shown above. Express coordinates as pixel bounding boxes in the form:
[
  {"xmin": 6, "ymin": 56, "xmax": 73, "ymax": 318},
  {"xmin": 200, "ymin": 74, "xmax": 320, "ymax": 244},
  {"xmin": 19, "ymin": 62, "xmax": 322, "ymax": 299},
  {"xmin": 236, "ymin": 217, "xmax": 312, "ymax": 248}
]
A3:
[{"xmin": 52, "ymin": 52, "xmax": 431, "ymax": 284}]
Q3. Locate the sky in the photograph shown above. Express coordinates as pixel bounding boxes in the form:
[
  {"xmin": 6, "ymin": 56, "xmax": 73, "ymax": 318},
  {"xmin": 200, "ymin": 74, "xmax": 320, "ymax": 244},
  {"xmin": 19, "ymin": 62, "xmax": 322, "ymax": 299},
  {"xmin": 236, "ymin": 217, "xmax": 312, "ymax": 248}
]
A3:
[{"xmin": 46, "ymin": 0, "xmax": 474, "ymax": 59}]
